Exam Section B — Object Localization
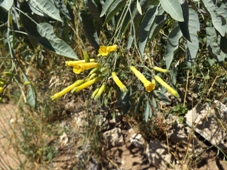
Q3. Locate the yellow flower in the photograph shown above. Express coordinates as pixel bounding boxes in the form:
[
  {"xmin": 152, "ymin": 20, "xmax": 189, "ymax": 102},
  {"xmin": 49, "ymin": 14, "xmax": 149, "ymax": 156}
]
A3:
[
  {"xmin": 97, "ymin": 45, "xmax": 118, "ymax": 56},
  {"xmin": 130, "ymin": 66, "xmax": 155, "ymax": 92},
  {"xmin": 112, "ymin": 72, "xmax": 128, "ymax": 92},
  {"xmin": 73, "ymin": 77, "xmax": 103, "ymax": 93},
  {"xmin": 0, "ymin": 87, "xmax": 3, "ymax": 93},
  {"xmin": 154, "ymin": 75, "xmax": 179, "ymax": 97},
  {"xmin": 51, "ymin": 79, "xmax": 85, "ymax": 100},
  {"xmin": 153, "ymin": 66, "xmax": 169, "ymax": 73},
  {"xmin": 94, "ymin": 84, "xmax": 106, "ymax": 100},
  {"xmin": 91, "ymin": 88, "xmax": 100, "ymax": 99},
  {"xmin": 73, "ymin": 62, "xmax": 100, "ymax": 74},
  {"xmin": 65, "ymin": 59, "xmax": 95, "ymax": 66}
]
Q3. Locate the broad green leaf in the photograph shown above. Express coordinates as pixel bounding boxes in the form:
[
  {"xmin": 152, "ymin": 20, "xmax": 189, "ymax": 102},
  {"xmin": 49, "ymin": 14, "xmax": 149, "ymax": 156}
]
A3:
[
  {"xmin": 203, "ymin": 0, "xmax": 227, "ymax": 36},
  {"xmin": 127, "ymin": 25, "xmax": 134, "ymax": 49},
  {"xmin": 206, "ymin": 27, "xmax": 227, "ymax": 61},
  {"xmin": 103, "ymin": 0, "xmax": 126, "ymax": 25},
  {"xmin": 52, "ymin": 0, "xmax": 71, "ymax": 20},
  {"xmin": 100, "ymin": 0, "xmax": 114, "ymax": 17},
  {"xmin": 37, "ymin": 23, "xmax": 78, "ymax": 59},
  {"xmin": 160, "ymin": 0, "xmax": 184, "ymax": 21},
  {"xmin": 144, "ymin": 100, "xmax": 152, "ymax": 122},
  {"xmin": 165, "ymin": 24, "xmax": 183, "ymax": 69},
  {"xmin": 178, "ymin": 0, "xmax": 190, "ymax": 41},
  {"xmin": 149, "ymin": 6, "xmax": 165, "ymax": 40},
  {"xmin": 22, "ymin": 73, "xmax": 36, "ymax": 108},
  {"xmin": 30, "ymin": 0, "xmax": 62, "ymax": 22},
  {"xmin": 85, "ymin": 0, "xmax": 103, "ymax": 25},
  {"xmin": 0, "ymin": 0, "xmax": 13, "ymax": 11},
  {"xmin": 138, "ymin": 6, "xmax": 158, "ymax": 55},
  {"xmin": 186, "ymin": 8, "xmax": 200, "ymax": 66},
  {"xmin": 80, "ymin": 11, "xmax": 100, "ymax": 51}
]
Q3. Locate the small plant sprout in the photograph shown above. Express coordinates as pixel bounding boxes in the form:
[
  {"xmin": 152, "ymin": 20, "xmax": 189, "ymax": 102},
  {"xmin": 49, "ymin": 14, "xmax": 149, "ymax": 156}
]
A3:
[
  {"xmin": 111, "ymin": 72, "xmax": 128, "ymax": 92},
  {"xmin": 130, "ymin": 66, "xmax": 155, "ymax": 92},
  {"xmin": 97, "ymin": 45, "xmax": 118, "ymax": 56}
]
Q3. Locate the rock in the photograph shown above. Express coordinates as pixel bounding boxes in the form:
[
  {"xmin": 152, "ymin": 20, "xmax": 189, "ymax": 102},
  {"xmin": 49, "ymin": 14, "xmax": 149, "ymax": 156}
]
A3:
[
  {"xmin": 185, "ymin": 102, "xmax": 227, "ymax": 153},
  {"xmin": 103, "ymin": 128, "xmax": 123, "ymax": 147},
  {"xmin": 130, "ymin": 133, "xmax": 144, "ymax": 148},
  {"xmin": 147, "ymin": 140, "xmax": 172, "ymax": 169}
]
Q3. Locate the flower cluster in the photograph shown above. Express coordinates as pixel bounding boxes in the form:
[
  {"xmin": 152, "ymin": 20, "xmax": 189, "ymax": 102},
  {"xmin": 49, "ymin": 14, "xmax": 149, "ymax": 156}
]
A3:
[{"xmin": 51, "ymin": 45, "xmax": 179, "ymax": 101}]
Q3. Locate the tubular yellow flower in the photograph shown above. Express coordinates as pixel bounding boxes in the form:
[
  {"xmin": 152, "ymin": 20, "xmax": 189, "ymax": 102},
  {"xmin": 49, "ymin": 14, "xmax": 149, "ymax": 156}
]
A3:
[
  {"xmin": 51, "ymin": 79, "xmax": 85, "ymax": 100},
  {"xmin": 0, "ymin": 87, "xmax": 3, "ymax": 93},
  {"xmin": 153, "ymin": 66, "xmax": 169, "ymax": 73},
  {"xmin": 91, "ymin": 88, "xmax": 100, "ymax": 99},
  {"xmin": 112, "ymin": 72, "xmax": 128, "ymax": 92},
  {"xmin": 0, "ymin": 81, "xmax": 4, "ymax": 86},
  {"xmin": 130, "ymin": 66, "xmax": 155, "ymax": 92},
  {"xmin": 94, "ymin": 84, "xmax": 106, "ymax": 100},
  {"xmin": 97, "ymin": 45, "xmax": 118, "ymax": 56},
  {"xmin": 154, "ymin": 75, "xmax": 179, "ymax": 97},
  {"xmin": 73, "ymin": 77, "xmax": 103, "ymax": 93},
  {"xmin": 65, "ymin": 59, "xmax": 95, "ymax": 67},
  {"xmin": 73, "ymin": 62, "xmax": 100, "ymax": 74}
]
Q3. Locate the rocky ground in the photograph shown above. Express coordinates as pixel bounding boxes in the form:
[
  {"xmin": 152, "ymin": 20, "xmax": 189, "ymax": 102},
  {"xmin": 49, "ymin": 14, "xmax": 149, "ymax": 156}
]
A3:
[{"xmin": 1, "ymin": 102, "xmax": 227, "ymax": 170}]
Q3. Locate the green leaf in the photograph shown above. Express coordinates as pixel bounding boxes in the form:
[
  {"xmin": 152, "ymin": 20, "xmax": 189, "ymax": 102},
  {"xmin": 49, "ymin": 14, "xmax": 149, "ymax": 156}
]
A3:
[
  {"xmin": 206, "ymin": 27, "xmax": 227, "ymax": 61},
  {"xmin": 37, "ymin": 23, "xmax": 78, "ymax": 59},
  {"xmin": 178, "ymin": 0, "xmax": 190, "ymax": 41},
  {"xmin": 138, "ymin": 6, "xmax": 158, "ymax": 55},
  {"xmin": 149, "ymin": 6, "xmax": 165, "ymax": 40},
  {"xmin": 165, "ymin": 24, "xmax": 182, "ymax": 69},
  {"xmin": 160, "ymin": 0, "xmax": 183, "ymax": 21},
  {"xmin": 144, "ymin": 100, "xmax": 152, "ymax": 122},
  {"xmin": 22, "ymin": 74, "xmax": 36, "ymax": 108},
  {"xmin": 29, "ymin": 0, "xmax": 62, "ymax": 22},
  {"xmin": 19, "ymin": 7, "xmax": 77, "ymax": 60},
  {"xmin": 100, "ymin": 0, "xmax": 114, "ymax": 17},
  {"xmin": 203, "ymin": 0, "xmax": 227, "ymax": 36},
  {"xmin": 103, "ymin": 0, "xmax": 126, "ymax": 25},
  {"xmin": 186, "ymin": 8, "xmax": 200, "ymax": 66},
  {"xmin": 0, "ymin": 0, "xmax": 14, "ymax": 11},
  {"xmin": 80, "ymin": 11, "xmax": 100, "ymax": 51}
]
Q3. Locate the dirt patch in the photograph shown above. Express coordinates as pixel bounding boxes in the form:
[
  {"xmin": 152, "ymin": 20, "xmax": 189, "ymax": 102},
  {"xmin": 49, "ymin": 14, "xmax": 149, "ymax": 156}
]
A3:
[{"xmin": 0, "ymin": 104, "xmax": 26, "ymax": 169}]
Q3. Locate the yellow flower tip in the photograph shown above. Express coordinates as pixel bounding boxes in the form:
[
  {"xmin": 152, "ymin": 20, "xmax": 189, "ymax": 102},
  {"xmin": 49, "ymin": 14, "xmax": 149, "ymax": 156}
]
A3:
[
  {"xmin": 73, "ymin": 67, "xmax": 83, "ymax": 74},
  {"xmin": 74, "ymin": 77, "xmax": 103, "ymax": 92},
  {"xmin": 154, "ymin": 75, "xmax": 179, "ymax": 97},
  {"xmin": 51, "ymin": 94, "xmax": 60, "ymax": 100},
  {"xmin": 120, "ymin": 85, "xmax": 128, "ymax": 92},
  {"xmin": 0, "ymin": 87, "xmax": 3, "ymax": 93},
  {"xmin": 112, "ymin": 72, "xmax": 128, "ymax": 92},
  {"xmin": 73, "ymin": 62, "xmax": 100, "ymax": 74},
  {"xmin": 153, "ymin": 66, "xmax": 169, "ymax": 73},
  {"xmin": 144, "ymin": 81, "xmax": 155, "ymax": 92},
  {"xmin": 130, "ymin": 66, "xmax": 152, "ymax": 90},
  {"xmin": 94, "ymin": 84, "xmax": 106, "ymax": 100},
  {"xmin": 98, "ymin": 45, "xmax": 118, "ymax": 56},
  {"xmin": 108, "ymin": 44, "xmax": 118, "ymax": 52}
]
